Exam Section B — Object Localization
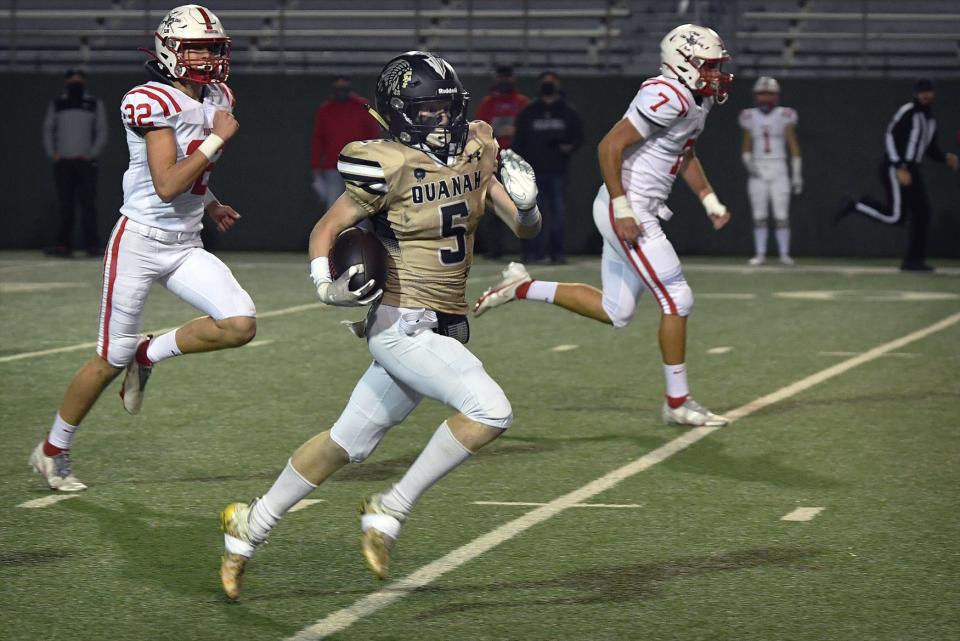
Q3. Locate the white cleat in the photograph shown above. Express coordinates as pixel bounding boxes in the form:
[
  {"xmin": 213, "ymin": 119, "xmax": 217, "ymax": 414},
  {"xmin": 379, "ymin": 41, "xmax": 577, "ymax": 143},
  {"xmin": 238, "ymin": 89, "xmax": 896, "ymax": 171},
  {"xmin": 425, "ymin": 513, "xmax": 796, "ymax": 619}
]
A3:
[
  {"xmin": 359, "ymin": 494, "xmax": 406, "ymax": 580},
  {"xmin": 779, "ymin": 255, "xmax": 795, "ymax": 266},
  {"xmin": 662, "ymin": 398, "xmax": 729, "ymax": 427},
  {"xmin": 473, "ymin": 261, "xmax": 532, "ymax": 317},
  {"xmin": 748, "ymin": 255, "xmax": 765, "ymax": 266},
  {"xmin": 120, "ymin": 335, "xmax": 153, "ymax": 415},
  {"xmin": 29, "ymin": 441, "xmax": 87, "ymax": 491}
]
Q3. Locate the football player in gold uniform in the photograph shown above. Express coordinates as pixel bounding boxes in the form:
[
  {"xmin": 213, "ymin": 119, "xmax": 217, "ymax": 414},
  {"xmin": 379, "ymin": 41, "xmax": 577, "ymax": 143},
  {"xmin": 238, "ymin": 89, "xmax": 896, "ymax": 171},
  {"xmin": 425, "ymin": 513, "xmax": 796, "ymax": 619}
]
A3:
[{"xmin": 218, "ymin": 51, "xmax": 541, "ymax": 599}]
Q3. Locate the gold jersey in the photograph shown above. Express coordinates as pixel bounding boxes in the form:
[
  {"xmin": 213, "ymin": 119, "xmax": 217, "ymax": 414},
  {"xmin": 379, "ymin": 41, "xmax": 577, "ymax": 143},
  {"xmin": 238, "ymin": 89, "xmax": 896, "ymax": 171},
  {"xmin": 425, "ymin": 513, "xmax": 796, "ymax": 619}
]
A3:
[{"xmin": 338, "ymin": 121, "xmax": 498, "ymax": 314}]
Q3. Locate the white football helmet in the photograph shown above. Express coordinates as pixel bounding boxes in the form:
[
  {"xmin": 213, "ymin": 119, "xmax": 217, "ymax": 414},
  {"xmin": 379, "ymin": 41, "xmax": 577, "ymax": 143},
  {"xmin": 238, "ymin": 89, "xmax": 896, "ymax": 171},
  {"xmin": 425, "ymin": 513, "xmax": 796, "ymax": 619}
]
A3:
[
  {"xmin": 752, "ymin": 76, "xmax": 780, "ymax": 94},
  {"xmin": 660, "ymin": 24, "xmax": 733, "ymax": 103},
  {"xmin": 153, "ymin": 5, "xmax": 230, "ymax": 84}
]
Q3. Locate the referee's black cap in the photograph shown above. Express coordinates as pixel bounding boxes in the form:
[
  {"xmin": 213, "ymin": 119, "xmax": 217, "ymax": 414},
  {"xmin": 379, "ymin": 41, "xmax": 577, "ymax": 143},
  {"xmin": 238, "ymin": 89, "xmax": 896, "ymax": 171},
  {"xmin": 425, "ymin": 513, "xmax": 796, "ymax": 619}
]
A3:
[{"xmin": 913, "ymin": 78, "xmax": 934, "ymax": 93}]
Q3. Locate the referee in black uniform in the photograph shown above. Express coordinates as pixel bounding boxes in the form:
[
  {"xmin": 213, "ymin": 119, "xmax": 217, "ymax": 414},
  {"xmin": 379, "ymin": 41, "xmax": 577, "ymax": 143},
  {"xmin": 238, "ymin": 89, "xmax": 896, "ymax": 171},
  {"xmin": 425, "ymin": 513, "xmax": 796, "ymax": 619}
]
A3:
[{"xmin": 842, "ymin": 79, "xmax": 959, "ymax": 271}]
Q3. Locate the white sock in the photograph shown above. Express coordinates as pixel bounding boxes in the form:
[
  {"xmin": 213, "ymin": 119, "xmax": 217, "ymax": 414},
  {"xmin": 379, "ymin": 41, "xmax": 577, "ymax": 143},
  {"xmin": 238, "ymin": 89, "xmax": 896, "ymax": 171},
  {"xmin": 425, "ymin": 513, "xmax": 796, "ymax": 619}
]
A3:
[
  {"xmin": 663, "ymin": 362, "xmax": 689, "ymax": 402},
  {"xmin": 146, "ymin": 329, "xmax": 182, "ymax": 364},
  {"xmin": 753, "ymin": 227, "xmax": 768, "ymax": 257},
  {"xmin": 47, "ymin": 413, "xmax": 78, "ymax": 450},
  {"xmin": 381, "ymin": 421, "xmax": 472, "ymax": 519},
  {"xmin": 775, "ymin": 227, "xmax": 790, "ymax": 257},
  {"xmin": 248, "ymin": 459, "xmax": 317, "ymax": 543},
  {"xmin": 520, "ymin": 280, "xmax": 558, "ymax": 304}
]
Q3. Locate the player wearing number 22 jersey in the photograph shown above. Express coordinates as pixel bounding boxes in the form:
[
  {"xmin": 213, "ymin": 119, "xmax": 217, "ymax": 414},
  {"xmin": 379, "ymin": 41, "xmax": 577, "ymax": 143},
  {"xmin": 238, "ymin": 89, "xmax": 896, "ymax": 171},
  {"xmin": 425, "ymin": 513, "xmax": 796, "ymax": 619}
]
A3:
[
  {"xmin": 476, "ymin": 24, "xmax": 736, "ymax": 428},
  {"xmin": 218, "ymin": 51, "xmax": 542, "ymax": 599},
  {"xmin": 29, "ymin": 5, "xmax": 256, "ymax": 493}
]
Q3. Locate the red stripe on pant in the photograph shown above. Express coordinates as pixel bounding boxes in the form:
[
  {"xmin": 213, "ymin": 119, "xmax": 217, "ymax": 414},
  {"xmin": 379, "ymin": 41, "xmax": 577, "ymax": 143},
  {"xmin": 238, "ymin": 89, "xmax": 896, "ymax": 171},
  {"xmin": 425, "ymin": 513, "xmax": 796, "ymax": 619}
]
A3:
[
  {"xmin": 98, "ymin": 217, "xmax": 128, "ymax": 360},
  {"xmin": 608, "ymin": 202, "xmax": 678, "ymax": 315}
]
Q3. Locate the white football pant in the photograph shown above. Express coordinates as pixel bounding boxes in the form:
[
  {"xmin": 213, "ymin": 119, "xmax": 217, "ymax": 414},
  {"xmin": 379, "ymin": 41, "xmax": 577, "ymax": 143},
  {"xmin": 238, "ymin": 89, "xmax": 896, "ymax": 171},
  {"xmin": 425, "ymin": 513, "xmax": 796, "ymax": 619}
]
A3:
[{"xmin": 96, "ymin": 217, "xmax": 256, "ymax": 367}]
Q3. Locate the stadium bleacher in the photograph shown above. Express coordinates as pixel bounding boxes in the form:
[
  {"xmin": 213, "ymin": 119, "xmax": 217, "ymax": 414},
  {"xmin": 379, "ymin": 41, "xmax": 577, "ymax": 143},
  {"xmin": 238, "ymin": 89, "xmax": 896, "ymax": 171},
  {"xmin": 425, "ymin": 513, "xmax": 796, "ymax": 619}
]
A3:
[{"xmin": 1, "ymin": 0, "xmax": 956, "ymax": 76}]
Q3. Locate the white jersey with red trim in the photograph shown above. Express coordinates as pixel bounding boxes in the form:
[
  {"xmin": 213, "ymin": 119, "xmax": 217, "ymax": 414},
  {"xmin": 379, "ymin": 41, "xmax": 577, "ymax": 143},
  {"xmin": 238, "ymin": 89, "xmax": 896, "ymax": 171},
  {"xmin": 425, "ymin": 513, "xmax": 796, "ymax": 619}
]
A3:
[
  {"xmin": 738, "ymin": 106, "xmax": 797, "ymax": 161},
  {"xmin": 118, "ymin": 80, "xmax": 235, "ymax": 231},
  {"xmin": 621, "ymin": 75, "xmax": 713, "ymax": 201}
]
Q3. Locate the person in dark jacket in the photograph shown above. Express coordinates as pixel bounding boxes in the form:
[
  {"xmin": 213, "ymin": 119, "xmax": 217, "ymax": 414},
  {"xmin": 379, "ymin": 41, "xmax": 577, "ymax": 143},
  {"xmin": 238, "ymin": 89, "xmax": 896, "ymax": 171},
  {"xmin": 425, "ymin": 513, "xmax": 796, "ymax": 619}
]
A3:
[
  {"xmin": 512, "ymin": 71, "xmax": 584, "ymax": 263},
  {"xmin": 841, "ymin": 79, "xmax": 959, "ymax": 271},
  {"xmin": 42, "ymin": 69, "xmax": 108, "ymax": 257}
]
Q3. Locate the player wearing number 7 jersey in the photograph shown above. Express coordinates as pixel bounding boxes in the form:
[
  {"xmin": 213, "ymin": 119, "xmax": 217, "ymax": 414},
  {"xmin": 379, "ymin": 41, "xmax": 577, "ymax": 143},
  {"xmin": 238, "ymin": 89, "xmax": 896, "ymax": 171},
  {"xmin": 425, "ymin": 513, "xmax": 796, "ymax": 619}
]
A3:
[
  {"xmin": 29, "ymin": 5, "xmax": 256, "ymax": 492},
  {"xmin": 476, "ymin": 24, "xmax": 735, "ymax": 427}
]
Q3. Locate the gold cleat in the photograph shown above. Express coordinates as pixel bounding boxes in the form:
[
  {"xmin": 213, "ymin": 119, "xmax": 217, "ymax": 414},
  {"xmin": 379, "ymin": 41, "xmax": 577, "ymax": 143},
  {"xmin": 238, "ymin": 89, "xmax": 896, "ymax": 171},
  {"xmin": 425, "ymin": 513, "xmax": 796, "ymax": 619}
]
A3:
[
  {"xmin": 219, "ymin": 501, "xmax": 259, "ymax": 600},
  {"xmin": 359, "ymin": 495, "xmax": 404, "ymax": 580}
]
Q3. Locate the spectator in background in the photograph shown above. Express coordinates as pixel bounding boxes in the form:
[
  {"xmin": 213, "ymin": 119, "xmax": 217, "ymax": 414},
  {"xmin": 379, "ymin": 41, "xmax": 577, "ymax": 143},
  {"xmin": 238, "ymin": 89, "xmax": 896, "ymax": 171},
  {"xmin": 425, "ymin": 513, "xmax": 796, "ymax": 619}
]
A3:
[
  {"xmin": 310, "ymin": 75, "xmax": 381, "ymax": 211},
  {"xmin": 512, "ymin": 71, "xmax": 584, "ymax": 264},
  {"xmin": 42, "ymin": 69, "xmax": 108, "ymax": 257},
  {"xmin": 475, "ymin": 65, "xmax": 529, "ymax": 258},
  {"xmin": 840, "ymin": 79, "xmax": 959, "ymax": 272}
]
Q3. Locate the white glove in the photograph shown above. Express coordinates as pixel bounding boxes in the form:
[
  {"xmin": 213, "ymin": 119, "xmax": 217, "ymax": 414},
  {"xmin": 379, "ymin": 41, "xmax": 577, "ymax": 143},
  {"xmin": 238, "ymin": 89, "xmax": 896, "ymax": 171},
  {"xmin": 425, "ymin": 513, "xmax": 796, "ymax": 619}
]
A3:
[
  {"xmin": 310, "ymin": 257, "xmax": 381, "ymax": 307},
  {"xmin": 499, "ymin": 149, "xmax": 538, "ymax": 211},
  {"xmin": 790, "ymin": 156, "xmax": 803, "ymax": 195},
  {"xmin": 741, "ymin": 152, "xmax": 759, "ymax": 178}
]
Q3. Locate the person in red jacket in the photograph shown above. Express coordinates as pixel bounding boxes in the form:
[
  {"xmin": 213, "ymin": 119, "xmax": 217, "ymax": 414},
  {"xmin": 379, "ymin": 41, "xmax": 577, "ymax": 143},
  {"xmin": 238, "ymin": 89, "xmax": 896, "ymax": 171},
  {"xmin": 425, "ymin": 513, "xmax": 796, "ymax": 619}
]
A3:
[
  {"xmin": 475, "ymin": 65, "xmax": 529, "ymax": 257},
  {"xmin": 310, "ymin": 75, "xmax": 382, "ymax": 210}
]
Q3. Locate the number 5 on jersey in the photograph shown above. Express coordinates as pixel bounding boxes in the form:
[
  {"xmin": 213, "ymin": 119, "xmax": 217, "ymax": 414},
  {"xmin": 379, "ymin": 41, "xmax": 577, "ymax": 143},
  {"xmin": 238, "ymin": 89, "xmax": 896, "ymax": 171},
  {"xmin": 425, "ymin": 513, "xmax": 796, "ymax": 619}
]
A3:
[{"xmin": 439, "ymin": 201, "xmax": 469, "ymax": 265}]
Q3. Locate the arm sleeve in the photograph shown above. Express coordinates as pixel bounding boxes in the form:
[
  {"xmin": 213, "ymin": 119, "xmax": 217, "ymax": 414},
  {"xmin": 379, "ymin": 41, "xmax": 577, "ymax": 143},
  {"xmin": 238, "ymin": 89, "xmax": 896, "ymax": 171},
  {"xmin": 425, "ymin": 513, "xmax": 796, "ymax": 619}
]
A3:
[
  {"xmin": 91, "ymin": 98, "xmax": 108, "ymax": 157},
  {"xmin": 624, "ymin": 82, "xmax": 686, "ymax": 138},
  {"xmin": 338, "ymin": 141, "xmax": 396, "ymax": 214},
  {"xmin": 42, "ymin": 101, "xmax": 56, "ymax": 158},
  {"xmin": 926, "ymin": 122, "xmax": 947, "ymax": 163},
  {"xmin": 886, "ymin": 108, "xmax": 914, "ymax": 166}
]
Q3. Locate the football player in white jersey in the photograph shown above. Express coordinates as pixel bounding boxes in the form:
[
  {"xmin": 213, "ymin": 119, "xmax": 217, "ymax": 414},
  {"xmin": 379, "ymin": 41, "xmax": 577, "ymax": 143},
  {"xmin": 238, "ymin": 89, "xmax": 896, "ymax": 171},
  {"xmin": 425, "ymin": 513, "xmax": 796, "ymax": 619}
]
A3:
[
  {"xmin": 475, "ymin": 24, "xmax": 734, "ymax": 427},
  {"xmin": 29, "ymin": 5, "xmax": 256, "ymax": 492},
  {"xmin": 739, "ymin": 77, "xmax": 802, "ymax": 265}
]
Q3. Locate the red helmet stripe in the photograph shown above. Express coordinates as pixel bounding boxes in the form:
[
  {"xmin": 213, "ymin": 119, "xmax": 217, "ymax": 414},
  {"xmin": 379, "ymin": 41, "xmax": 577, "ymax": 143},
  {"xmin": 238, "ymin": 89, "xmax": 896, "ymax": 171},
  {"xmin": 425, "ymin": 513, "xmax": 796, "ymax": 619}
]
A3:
[{"xmin": 195, "ymin": 6, "xmax": 214, "ymax": 29}]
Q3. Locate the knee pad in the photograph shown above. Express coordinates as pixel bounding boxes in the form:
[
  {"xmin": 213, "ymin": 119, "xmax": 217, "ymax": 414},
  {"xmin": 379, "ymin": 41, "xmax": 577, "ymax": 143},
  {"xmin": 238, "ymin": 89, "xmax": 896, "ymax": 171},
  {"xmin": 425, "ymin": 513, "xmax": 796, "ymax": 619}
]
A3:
[
  {"xmin": 774, "ymin": 217, "xmax": 790, "ymax": 229},
  {"xmin": 667, "ymin": 280, "xmax": 694, "ymax": 317},
  {"xmin": 104, "ymin": 333, "xmax": 139, "ymax": 367},
  {"xmin": 330, "ymin": 399, "xmax": 407, "ymax": 463},
  {"xmin": 465, "ymin": 392, "xmax": 513, "ymax": 429},
  {"xmin": 602, "ymin": 297, "xmax": 636, "ymax": 328}
]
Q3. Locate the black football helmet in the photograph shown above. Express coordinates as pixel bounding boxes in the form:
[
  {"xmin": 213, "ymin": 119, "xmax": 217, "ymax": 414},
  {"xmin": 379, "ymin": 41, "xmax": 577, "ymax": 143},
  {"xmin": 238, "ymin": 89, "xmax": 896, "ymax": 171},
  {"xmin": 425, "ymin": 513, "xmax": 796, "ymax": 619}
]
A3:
[{"xmin": 375, "ymin": 51, "xmax": 470, "ymax": 161}]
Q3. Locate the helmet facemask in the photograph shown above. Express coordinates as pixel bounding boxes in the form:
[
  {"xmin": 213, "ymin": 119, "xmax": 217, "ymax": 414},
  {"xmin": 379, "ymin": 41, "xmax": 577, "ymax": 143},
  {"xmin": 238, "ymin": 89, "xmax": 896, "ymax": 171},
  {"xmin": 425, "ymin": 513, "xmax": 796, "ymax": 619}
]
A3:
[
  {"xmin": 393, "ymin": 95, "xmax": 469, "ymax": 161},
  {"xmin": 157, "ymin": 35, "xmax": 230, "ymax": 84},
  {"xmin": 684, "ymin": 56, "xmax": 732, "ymax": 103}
]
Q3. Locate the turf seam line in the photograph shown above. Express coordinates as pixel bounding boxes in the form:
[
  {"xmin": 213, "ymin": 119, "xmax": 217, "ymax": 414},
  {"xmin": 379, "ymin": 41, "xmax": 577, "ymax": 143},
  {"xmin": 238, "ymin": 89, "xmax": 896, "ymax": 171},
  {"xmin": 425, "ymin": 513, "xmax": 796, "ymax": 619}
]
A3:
[
  {"xmin": 0, "ymin": 302, "xmax": 326, "ymax": 363},
  {"xmin": 287, "ymin": 311, "xmax": 960, "ymax": 641}
]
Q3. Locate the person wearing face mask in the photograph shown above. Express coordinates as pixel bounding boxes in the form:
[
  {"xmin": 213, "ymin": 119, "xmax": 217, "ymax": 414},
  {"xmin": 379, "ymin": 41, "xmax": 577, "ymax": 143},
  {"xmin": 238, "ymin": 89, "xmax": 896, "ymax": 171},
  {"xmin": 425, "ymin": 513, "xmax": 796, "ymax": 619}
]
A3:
[
  {"xmin": 310, "ymin": 75, "xmax": 382, "ymax": 210},
  {"xmin": 511, "ymin": 71, "xmax": 584, "ymax": 264},
  {"xmin": 42, "ymin": 69, "xmax": 108, "ymax": 257},
  {"xmin": 475, "ymin": 65, "xmax": 530, "ymax": 258},
  {"xmin": 839, "ymin": 79, "xmax": 959, "ymax": 272}
]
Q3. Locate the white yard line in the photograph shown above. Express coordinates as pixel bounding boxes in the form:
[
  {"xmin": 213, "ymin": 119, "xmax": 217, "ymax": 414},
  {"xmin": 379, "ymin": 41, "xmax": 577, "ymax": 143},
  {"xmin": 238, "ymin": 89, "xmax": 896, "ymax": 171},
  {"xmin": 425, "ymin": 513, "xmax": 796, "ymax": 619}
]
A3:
[
  {"xmin": 698, "ymin": 293, "xmax": 756, "ymax": 300},
  {"xmin": 0, "ymin": 302, "xmax": 324, "ymax": 364},
  {"xmin": 819, "ymin": 351, "xmax": 917, "ymax": 358},
  {"xmin": 0, "ymin": 282, "xmax": 86, "ymax": 294},
  {"xmin": 781, "ymin": 507, "xmax": 825, "ymax": 522},
  {"xmin": 246, "ymin": 340, "xmax": 275, "ymax": 348},
  {"xmin": 473, "ymin": 501, "xmax": 641, "ymax": 509},
  {"xmin": 287, "ymin": 311, "xmax": 960, "ymax": 641},
  {"xmin": 17, "ymin": 495, "xmax": 79, "ymax": 509},
  {"xmin": 289, "ymin": 499, "xmax": 325, "ymax": 513},
  {"xmin": 707, "ymin": 346, "xmax": 733, "ymax": 355},
  {"xmin": 549, "ymin": 344, "xmax": 579, "ymax": 352}
]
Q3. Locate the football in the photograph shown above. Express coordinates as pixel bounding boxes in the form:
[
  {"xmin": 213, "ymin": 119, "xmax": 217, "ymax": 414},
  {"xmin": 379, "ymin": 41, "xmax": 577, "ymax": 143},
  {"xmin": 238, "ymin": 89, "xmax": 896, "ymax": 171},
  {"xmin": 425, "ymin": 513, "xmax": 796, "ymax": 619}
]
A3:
[{"xmin": 329, "ymin": 226, "xmax": 388, "ymax": 293}]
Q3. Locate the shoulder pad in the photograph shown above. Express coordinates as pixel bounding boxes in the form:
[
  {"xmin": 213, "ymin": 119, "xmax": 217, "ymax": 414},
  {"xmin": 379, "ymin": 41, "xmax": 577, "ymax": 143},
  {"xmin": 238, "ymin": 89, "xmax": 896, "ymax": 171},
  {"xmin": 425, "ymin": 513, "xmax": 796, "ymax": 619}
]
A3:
[
  {"xmin": 338, "ymin": 140, "xmax": 401, "ymax": 213},
  {"xmin": 636, "ymin": 79, "xmax": 690, "ymax": 127},
  {"xmin": 121, "ymin": 84, "xmax": 182, "ymax": 128}
]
